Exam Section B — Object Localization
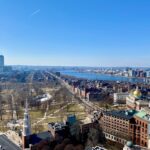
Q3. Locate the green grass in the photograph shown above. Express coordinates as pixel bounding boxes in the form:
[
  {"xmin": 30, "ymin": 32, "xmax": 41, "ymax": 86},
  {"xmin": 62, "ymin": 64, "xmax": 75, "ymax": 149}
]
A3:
[
  {"xmin": 42, "ymin": 117, "xmax": 64, "ymax": 124},
  {"xmin": 66, "ymin": 104, "xmax": 85, "ymax": 112},
  {"xmin": 76, "ymin": 114, "xmax": 86, "ymax": 120},
  {"xmin": 30, "ymin": 110, "xmax": 45, "ymax": 119}
]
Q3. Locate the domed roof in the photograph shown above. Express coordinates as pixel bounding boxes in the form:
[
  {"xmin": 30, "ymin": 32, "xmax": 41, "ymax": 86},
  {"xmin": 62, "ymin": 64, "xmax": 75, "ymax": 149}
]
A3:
[
  {"xmin": 133, "ymin": 86, "xmax": 142, "ymax": 99},
  {"xmin": 126, "ymin": 141, "xmax": 133, "ymax": 147}
]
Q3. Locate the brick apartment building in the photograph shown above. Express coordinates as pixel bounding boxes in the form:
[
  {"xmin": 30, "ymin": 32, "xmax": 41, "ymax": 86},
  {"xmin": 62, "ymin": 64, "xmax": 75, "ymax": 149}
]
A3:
[
  {"xmin": 134, "ymin": 111, "xmax": 150, "ymax": 148},
  {"xmin": 100, "ymin": 110, "xmax": 136, "ymax": 145},
  {"xmin": 100, "ymin": 109, "xmax": 150, "ymax": 149}
]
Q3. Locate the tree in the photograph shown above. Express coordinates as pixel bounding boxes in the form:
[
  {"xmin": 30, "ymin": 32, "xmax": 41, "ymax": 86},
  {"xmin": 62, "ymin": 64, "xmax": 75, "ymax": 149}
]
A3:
[
  {"xmin": 54, "ymin": 143, "xmax": 65, "ymax": 150},
  {"xmin": 87, "ymin": 128, "xmax": 99, "ymax": 147},
  {"xmin": 64, "ymin": 144, "xmax": 74, "ymax": 150},
  {"xmin": 70, "ymin": 122, "xmax": 81, "ymax": 142},
  {"xmin": 86, "ymin": 126, "xmax": 106, "ymax": 147},
  {"xmin": 75, "ymin": 144, "xmax": 84, "ymax": 150}
]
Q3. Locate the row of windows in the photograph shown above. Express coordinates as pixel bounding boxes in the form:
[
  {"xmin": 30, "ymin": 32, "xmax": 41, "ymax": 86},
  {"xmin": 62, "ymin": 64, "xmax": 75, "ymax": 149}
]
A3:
[
  {"xmin": 105, "ymin": 133, "xmax": 126, "ymax": 145},
  {"xmin": 104, "ymin": 116, "xmax": 129, "ymax": 122},
  {"xmin": 136, "ymin": 120, "xmax": 147, "ymax": 128},
  {"xmin": 103, "ymin": 122, "xmax": 129, "ymax": 128},
  {"xmin": 104, "ymin": 128, "xmax": 128, "ymax": 136},
  {"xmin": 105, "ymin": 128, "xmax": 128, "ymax": 133},
  {"xmin": 103, "ymin": 120, "xmax": 129, "ymax": 127},
  {"xmin": 104, "ymin": 118, "xmax": 129, "ymax": 124}
]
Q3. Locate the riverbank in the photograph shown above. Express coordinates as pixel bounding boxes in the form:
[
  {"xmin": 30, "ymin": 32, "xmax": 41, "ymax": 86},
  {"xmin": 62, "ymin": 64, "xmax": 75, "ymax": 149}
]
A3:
[{"xmin": 59, "ymin": 70, "xmax": 146, "ymax": 84}]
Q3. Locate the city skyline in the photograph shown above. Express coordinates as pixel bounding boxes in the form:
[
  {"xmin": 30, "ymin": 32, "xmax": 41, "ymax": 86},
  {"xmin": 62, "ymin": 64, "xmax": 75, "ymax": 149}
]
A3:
[{"xmin": 0, "ymin": 0, "xmax": 150, "ymax": 67}]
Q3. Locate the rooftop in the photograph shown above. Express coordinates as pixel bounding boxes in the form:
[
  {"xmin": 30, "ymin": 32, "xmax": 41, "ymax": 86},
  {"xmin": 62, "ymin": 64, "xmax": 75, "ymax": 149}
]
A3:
[
  {"xmin": 134, "ymin": 110, "xmax": 150, "ymax": 122},
  {"xmin": 31, "ymin": 131, "xmax": 51, "ymax": 145},
  {"xmin": 81, "ymin": 117, "xmax": 92, "ymax": 124},
  {"xmin": 104, "ymin": 110, "xmax": 136, "ymax": 120},
  {"xmin": 0, "ymin": 134, "xmax": 21, "ymax": 150},
  {"xmin": 135, "ymin": 111, "xmax": 147, "ymax": 119}
]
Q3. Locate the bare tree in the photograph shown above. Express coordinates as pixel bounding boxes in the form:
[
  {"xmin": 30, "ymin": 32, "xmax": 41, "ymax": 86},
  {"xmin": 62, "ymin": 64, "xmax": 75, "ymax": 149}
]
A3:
[
  {"xmin": 86, "ymin": 126, "xmax": 106, "ymax": 147},
  {"xmin": 70, "ymin": 121, "xmax": 81, "ymax": 142}
]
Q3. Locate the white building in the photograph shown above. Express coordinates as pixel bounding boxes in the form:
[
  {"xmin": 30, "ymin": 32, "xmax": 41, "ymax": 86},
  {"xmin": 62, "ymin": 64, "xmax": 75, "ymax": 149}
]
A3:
[
  {"xmin": 114, "ymin": 93, "xmax": 129, "ymax": 104},
  {"xmin": 146, "ymin": 71, "xmax": 150, "ymax": 78},
  {"xmin": 22, "ymin": 100, "xmax": 32, "ymax": 149}
]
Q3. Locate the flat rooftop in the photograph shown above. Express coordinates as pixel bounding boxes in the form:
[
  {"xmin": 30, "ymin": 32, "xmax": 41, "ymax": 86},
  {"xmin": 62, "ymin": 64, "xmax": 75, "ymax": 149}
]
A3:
[
  {"xmin": 104, "ymin": 110, "xmax": 136, "ymax": 120},
  {"xmin": 0, "ymin": 134, "xmax": 21, "ymax": 150},
  {"xmin": 134, "ymin": 110, "xmax": 150, "ymax": 122}
]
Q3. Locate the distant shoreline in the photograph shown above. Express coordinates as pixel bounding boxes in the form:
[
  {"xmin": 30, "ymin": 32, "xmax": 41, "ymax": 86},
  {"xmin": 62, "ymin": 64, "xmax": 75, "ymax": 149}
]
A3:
[{"xmin": 59, "ymin": 70, "xmax": 148, "ymax": 84}]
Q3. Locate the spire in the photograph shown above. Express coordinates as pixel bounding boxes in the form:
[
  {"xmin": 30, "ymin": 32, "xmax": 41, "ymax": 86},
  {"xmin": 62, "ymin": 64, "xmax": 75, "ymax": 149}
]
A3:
[
  {"xmin": 22, "ymin": 99, "xmax": 31, "ymax": 137},
  {"xmin": 22, "ymin": 99, "xmax": 32, "ymax": 149}
]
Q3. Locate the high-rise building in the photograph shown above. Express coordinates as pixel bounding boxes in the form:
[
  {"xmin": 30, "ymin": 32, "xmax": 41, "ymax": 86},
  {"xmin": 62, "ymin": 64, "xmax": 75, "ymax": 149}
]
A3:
[
  {"xmin": 128, "ymin": 69, "xmax": 137, "ymax": 77},
  {"xmin": 0, "ymin": 55, "xmax": 4, "ymax": 72},
  {"xmin": 0, "ymin": 55, "xmax": 4, "ymax": 66},
  {"xmin": 146, "ymin": 71, "xmax": 150, "ymax": 78}
]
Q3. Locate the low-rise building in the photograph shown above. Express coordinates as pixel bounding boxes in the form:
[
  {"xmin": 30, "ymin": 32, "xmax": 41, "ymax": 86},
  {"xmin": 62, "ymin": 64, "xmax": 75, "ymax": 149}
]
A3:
[
  {"xmin": 114, "ymin": 92, "xmax": 129, "ymax": 104},
  {"xmin": 134, "ymin": 111, "xmax": 150, "ymax": 148},
  {"xmin": 48, "ymin": 122, "xmax": 68, "ymax": 139},
  {"xmin": 80, "ymin": 117, "xmax": 97, "ymax": 134},
  {"xmin": 126, "ymin": 87, "xmax": 149, "ymax": 111},
  {"xmin": 87, "ymin": 92, "xmax": 103, "ymax": 101}
]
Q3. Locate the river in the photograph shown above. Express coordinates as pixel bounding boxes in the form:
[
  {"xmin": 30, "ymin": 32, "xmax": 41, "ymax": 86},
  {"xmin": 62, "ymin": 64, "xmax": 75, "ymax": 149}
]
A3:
[{"xmin": 59, "ymin": 70, "xmax": 146, "ymax": 83}]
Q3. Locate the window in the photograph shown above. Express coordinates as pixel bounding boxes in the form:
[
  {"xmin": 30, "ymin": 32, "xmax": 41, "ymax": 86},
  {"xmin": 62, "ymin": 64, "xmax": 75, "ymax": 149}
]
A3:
[
  {"xmin": 145, "ymin": 130, "xmax": 147, "ymax": 134},
  {"xmin": 145, "ymin": 124, "xmax": 147, "ymax": 129},
  {"xmin": 142, "ymin": 128, "xmax": 144, "ymax": 132},
  {"xmin": 142, "ymin": 140, "xmax": 143, "ymax": 144},
  {"xmin": 142, "ymin": 123, "xmax": 144, "ymax": 127}
]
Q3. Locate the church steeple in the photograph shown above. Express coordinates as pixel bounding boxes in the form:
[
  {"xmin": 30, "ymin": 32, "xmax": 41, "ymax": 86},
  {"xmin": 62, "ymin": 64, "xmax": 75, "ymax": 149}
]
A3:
[{"xmin": 22, "ymin": 99, "xmax": 31, "ymax": 149}]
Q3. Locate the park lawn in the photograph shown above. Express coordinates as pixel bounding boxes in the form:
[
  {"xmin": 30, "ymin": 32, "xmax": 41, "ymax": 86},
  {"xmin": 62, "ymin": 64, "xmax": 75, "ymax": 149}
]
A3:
[
  {"xmin": 76, "ymin": 113, "xmax": 86, "ymax": 120},
  {"xmin": 30, "ymin": 110, "xmax": 45, "ymax": 119},
  {"xmin": 42, "ymin": 117, "xmax": 64, "ymax": 124},
  {"xmin": 67, "ymin": 103, "xmax": 85, "ymax": 112}
]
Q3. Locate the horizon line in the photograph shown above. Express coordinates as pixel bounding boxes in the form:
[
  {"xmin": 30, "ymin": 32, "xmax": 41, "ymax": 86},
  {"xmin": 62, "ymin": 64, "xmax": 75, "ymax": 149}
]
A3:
[{"xmin": 7, "ymin": 65, "xmax": 150, "ymax": 68}]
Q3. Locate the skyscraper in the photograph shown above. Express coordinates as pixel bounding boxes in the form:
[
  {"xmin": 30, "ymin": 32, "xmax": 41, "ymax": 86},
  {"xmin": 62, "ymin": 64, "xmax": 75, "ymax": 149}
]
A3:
[{"xmin": 0, "ymin": 55, "xmax": 4, "ymax": 72}]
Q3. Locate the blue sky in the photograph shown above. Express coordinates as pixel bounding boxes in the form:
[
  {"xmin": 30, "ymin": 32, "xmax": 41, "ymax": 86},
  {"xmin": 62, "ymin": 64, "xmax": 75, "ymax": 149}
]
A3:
[{"xmin": 0, "ymin": 0, "xmax": 150, "ymax": 66}]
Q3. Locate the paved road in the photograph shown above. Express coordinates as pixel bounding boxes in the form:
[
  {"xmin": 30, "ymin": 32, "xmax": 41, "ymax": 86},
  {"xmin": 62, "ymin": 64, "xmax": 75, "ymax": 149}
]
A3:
[{"xmin": 0, "ymin": 134, "xmax": 21, "ymax": 150}]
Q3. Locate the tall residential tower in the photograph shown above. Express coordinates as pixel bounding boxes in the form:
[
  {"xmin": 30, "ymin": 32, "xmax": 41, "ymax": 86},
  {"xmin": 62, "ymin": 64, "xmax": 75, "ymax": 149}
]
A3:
[{"xmin": 0, "ymin": 55, "xmax": 4, "ymax": 72}]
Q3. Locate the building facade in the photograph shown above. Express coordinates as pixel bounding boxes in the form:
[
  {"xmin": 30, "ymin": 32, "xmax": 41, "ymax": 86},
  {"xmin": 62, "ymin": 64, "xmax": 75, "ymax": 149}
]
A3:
[
  {"xmin": 114, "ymin": 93, "xmax": 129, "ymax": 104},
  {"xmin": 134, "ymin": 111, "xmax": 150, "ymax": 148},
  {"xmin": 0, "ymin": 55, "xmax": 4, "ymax": 72},
  {"xmin": 126, "ymin": 87, "xmax": 149, "ymax": 111},
  {"xmin": 100, "ymin": 110, "xmax": 136, "ymax": 145}
]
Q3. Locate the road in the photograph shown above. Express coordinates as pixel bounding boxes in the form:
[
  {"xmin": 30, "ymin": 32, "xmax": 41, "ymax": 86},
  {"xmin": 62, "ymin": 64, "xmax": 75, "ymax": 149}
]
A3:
[{"xmin": 0, "ymin": 134, "xmax": 21, "ymax": 150}]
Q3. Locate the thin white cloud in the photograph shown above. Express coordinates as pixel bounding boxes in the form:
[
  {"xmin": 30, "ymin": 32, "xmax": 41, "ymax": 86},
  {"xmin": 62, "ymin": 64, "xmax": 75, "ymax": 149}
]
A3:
[{"xmin": 30, "ymin": 9, "xmax": 40, "ymax": 17}]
